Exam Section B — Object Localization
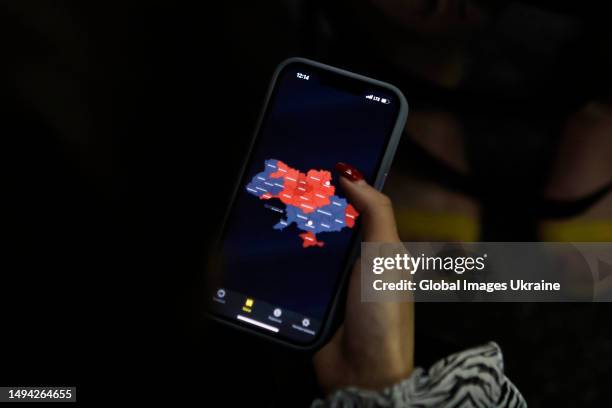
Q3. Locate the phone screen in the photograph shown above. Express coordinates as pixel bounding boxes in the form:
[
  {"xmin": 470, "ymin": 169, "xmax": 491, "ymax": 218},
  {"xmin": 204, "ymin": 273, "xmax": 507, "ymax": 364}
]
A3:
[{"xmin": 209, "ymin": 61, "xmax": 402, "ymax": 345}]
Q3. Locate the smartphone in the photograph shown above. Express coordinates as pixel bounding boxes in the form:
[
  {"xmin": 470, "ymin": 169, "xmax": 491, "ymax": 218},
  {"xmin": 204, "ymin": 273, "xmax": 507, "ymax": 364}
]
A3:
[{"xmin": 208, "ymin": 57, "xmax": 408, "ymax": 350}]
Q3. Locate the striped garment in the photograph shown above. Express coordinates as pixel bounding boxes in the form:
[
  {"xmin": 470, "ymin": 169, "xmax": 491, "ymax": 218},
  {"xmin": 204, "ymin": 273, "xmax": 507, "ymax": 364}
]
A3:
[{"xmin": 312, "ymin": 342, "xmax": 526, "ymax": 407}]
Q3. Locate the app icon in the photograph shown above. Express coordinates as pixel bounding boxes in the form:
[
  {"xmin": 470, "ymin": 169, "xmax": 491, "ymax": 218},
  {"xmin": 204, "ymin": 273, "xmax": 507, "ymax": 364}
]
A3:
[
  {"xmin": 302, "ymin": 318, "xmax": 310, "ymax": 327},
  {"xmin": 273, "ymin": 308, "xmax": 282, "ymax": 318},
  {"xmin": 242, "ymin": 298, "xmax": 254, "ymax": 313},
  {"xmin": 216, "ymin": 288, "xmax": 226, "ymax": 298}
]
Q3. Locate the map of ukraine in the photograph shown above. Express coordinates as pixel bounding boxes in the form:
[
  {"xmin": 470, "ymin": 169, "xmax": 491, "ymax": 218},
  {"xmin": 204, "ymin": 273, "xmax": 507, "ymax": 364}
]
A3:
[{"xmin": 246, "ymin": 159, "xmax": 359, "ymax": 248}]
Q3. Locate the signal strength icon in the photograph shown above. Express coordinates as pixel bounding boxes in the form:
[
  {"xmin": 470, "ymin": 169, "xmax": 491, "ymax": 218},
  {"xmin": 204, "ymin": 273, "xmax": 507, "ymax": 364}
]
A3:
[{"xmin": 365, "ymin": 94, "xmax": 373, "ymax": 100}]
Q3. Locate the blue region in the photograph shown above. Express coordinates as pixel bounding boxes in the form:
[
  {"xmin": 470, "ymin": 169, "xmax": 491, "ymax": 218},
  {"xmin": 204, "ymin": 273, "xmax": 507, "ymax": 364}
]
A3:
[
  {"xmin": 279, "ymin": 195, "xmax": 348, "ymax": 235},
  {"xmin": 245, "ymin": 159, "xmax": 285, "ymax": 199}
]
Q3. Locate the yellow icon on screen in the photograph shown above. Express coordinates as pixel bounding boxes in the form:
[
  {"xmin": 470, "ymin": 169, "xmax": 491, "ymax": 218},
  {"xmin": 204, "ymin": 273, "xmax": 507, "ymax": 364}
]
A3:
[{"xmin": 242, "ymin": 298, "xmax": 254, "ymax": 313}]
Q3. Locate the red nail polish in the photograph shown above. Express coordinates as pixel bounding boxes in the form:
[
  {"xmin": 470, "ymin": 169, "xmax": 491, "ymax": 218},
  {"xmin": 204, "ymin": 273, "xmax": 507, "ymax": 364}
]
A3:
[{"xmin": 335, "ymin": 162, "xmax": 364, "ymax": 182}]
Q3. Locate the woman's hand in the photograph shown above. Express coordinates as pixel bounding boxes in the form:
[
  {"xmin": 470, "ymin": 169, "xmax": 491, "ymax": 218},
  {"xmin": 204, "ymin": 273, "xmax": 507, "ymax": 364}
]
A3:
[{"xmin": 313, "ymin": 163, "xmax": 414, "ymax": 393}]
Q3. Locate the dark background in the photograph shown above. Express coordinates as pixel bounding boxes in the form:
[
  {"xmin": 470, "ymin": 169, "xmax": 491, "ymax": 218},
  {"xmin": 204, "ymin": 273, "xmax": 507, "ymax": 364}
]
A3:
[{"xmin": 1, "ymin": 1, "xmax": 611, "ymax": 406}]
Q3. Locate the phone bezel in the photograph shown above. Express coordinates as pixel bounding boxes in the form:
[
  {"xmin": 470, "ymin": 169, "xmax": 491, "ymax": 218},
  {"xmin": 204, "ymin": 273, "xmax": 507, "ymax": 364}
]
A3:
[{"xmin": 207, "ymin": 57, "xmax": 409, "ymax": 351}]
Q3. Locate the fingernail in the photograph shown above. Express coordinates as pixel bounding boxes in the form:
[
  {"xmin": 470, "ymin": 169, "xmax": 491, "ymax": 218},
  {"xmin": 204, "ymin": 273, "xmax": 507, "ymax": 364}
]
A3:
[{"xmin": 335, "ymin": 162, "xmax": 364, "ymax": 182}]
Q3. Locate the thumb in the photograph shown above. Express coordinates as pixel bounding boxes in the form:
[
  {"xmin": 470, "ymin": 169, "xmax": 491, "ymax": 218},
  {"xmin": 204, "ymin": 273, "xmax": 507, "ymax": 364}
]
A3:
[{"xmin": 335, "ymin": 162, "xmax": 400, "ymax": 243}]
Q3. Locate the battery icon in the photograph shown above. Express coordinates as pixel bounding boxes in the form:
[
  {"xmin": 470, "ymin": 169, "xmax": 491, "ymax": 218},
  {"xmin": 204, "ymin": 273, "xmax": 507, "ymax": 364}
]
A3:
[{"xmin": 381, "ymin": 98, "xmax": 390, "ymax": 104}]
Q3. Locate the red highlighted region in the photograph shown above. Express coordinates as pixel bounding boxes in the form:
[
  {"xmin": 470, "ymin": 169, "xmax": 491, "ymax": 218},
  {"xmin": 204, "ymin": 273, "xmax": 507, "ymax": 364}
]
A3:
[
  {"xmin": 345, "ymin": 204, "xmax": 358, "ymax": 228},
  {"xmin": 299, "ymin": 231, "xmax": 324, "ymax": 248},
  {"xmin": 270, "ymin": 160, "xmax": 335, "ymax": 214}
]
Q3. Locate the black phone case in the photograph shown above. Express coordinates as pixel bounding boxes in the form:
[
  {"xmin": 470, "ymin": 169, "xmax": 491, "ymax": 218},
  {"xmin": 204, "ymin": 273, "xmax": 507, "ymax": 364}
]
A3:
[{"xmin": 207, "ymin": 57, "xmax": 409, "ymax": 351}]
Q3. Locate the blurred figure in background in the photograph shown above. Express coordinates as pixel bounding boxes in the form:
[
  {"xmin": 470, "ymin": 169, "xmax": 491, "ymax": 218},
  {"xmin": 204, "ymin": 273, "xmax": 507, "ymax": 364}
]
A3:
[{"xmin": 292, "ymin": 0, "xmax": 612, "ymax": 243}]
